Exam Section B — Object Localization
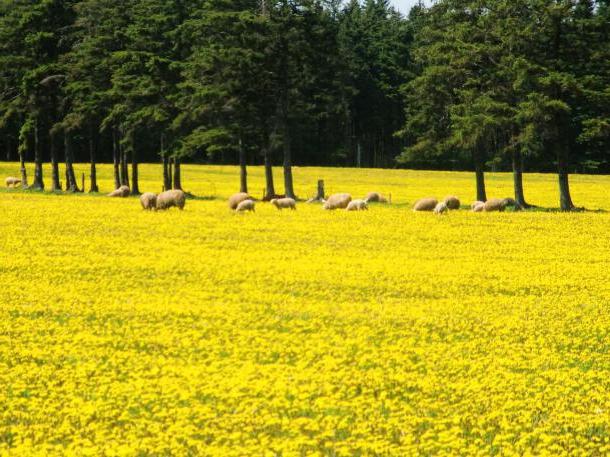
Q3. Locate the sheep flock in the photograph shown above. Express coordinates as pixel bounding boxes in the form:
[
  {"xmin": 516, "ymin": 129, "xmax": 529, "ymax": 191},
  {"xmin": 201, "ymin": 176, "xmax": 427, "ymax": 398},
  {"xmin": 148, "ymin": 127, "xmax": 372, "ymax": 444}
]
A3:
[{"xmin": 4, "ymin": 175, "xmax": 524, "ymax": 215}]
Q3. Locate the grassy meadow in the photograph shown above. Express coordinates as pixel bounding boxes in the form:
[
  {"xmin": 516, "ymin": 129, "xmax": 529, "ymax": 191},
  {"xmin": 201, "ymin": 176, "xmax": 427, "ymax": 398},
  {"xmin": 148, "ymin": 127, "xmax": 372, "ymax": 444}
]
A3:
[{"xmin": 1, "ymin": 162, "xmax": 610, "ymax": 456}]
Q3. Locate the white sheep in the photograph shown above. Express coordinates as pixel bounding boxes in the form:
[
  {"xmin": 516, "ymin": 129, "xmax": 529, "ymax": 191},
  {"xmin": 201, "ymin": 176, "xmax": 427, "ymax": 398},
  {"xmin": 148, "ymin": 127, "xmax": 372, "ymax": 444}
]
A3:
[
  {"xmin": 5, "ymin": 177, "xmax": 21, "ymax": 188},
  {"xmin": 346, "ymin": 199, "xmax": 368, "ymax": 211},
  {"xmin": 108, "ymin": 185, "xmax": 130, "ymax": 198},
  {"xmin": 484, "ymin": 198, "xmax": 506, "ymax": 212},
  {"xmin": 413, "ymin": 197, "xmax": 438, "ymax": 212},
  {"xmin": 236, "ymin": 199, "xmax": 255, "ymax": 212},
  {"xmin": 444, "ymin": 196, "xmax": 460, "ymax": 210},
  {"xmin": 140, "ymin": 192, "xmax": 157, "ymax": 210},
  {"xmin": 228, "ymin": 192, "xmax": 252, "ymax": 210},
  {"xmin": 271, "ymin": 197, "xmax": 296, "ymax": 210},
  {"xmin": 156, "ymin": 189, "xmax": 186, "ymax": 210},
  {"xmin": 323, "ymin": 193, "xmax": 352, "ymax": 210},
  {"xmin": 472, "ymin": 202, "xmax": 485, "ymax": 212},
  {"xmin": 433, "ymin": 201, "xmax": 448, "ymax": 214},
  {"xmin": 363, "ymin": 192, "xmax": 388, "ymax": 203}
]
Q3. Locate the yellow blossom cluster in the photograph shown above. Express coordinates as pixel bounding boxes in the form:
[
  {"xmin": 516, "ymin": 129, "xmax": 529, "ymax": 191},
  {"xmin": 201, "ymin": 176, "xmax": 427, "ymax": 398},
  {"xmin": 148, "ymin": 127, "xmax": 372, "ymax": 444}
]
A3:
[{"xmin": 1, "ymin": 163, "xmax": 609, "ymax": 455}]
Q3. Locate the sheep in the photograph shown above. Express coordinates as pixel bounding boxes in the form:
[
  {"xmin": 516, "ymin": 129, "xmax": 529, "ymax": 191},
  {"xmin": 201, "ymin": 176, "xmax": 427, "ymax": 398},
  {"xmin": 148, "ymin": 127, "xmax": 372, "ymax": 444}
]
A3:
[
  {"xmin": 5, "ymin": 177, "xmax": 21, "ymax": 188},
  {"xmin": 363, "ymin": 192, "xmax": 388, "ymax": 203},
  {"xmin": 413, "ymin": 197, "xmax": 438, "ymax": 212},
  {"xmin": 323, "ymin": 193, "xmax": 352, "ymax": 210},
  {"xmin": 444, "ymin": 196, "xmax": 460, "ymax": 210},
  {"xmin": 433, "ymin": 201, "xmax": 449, "ymax": 214},
  {"xmin": 228, "ymin": 192, "xmax": 253, "ymax": 210},
  {"xmin": 484, "ymin": 198, "xmax": 507, "ymax": 212},
  {"xmin": 346, "ymin": 199, "xmax": 368, "ymax": 211},
  {"xmin": 140, "ymin": 192, "xmax": 157, "ymax": 211},
  {"xmin": 472, "ymin": 201, "xmax": 485, "ymax": 212},
  {"xmin": 471, "ymin": 200, "xmax": 485, "ymax": 210},
  {"xmin": 156, "ymin": 189, "xmax": 186, "ymax": 211},
  {"xmin": 271, "ymin": 197, "xmax": 296, "ymax": 210},
  {"xmin": 236, "ymin": 199, "xmax": 255, "ymax": 212},
  {"xmin": 108, "ymin": 185, "xmax": 130, "ymax": 198}
]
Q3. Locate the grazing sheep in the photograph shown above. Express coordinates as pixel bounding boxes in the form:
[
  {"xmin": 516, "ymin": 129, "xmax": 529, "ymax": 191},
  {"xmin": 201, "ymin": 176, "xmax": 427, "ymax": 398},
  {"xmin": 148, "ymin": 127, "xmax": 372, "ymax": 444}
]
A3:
[
  {"xmin": 413, "ymin": 197, "xmax": 438, "ymax": 212},
  {"xmin": 346, "ymin": 199, "xmax": 368, "ymax": 211},
  {"xmin": 323, "ymin": 193, "xmax": 352, "ymax": 210},
  {"xmin": 108, "ymin": 185, "xmax": 130, "ymax": 198},
  {"xmin": 364, "ymin": 192, "xmax": 388, "ymax": 203},
  {"xmin": 236, "ymin": 199, "xmax": 255, "ymax": 212},
  {"xmin": 156, "ymin": 189, "xmax": 186, "ymax": 211},
  {"xmin": 444, "ymin": 196, "xmax": 460, "ymax": 210},
  {"xmin": 5, "ymin": 177, "xmax": 21, "ymax": 188},
  {"xmin": 140, "ymin": 192, "xmax": 157, "ymax": 211},
  {"xmin": 228, "ymin": 192, "xmax": 253, "ymax": 210},
  {"xmin": 484, "ymin": 198, "xmax": 507, "ymax": 212},
  {"xmin": 471, "ymin": 201, "xmax": 485, "ymax": 210},
  {"xmin": 472, "ymin": 202, "xmax": 485, "ymax": 212},
  {"xmin": 271, "ymin": 197, "xmax": 296, "ymax": 210},
  {"xmin": 433, "ymin": 202, "xmax": 449, "ymax": 214}
]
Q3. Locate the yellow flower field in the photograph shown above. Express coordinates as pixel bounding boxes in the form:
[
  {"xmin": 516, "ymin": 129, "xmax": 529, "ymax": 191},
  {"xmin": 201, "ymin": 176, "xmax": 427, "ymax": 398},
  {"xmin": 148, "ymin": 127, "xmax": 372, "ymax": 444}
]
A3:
[{"xmin": 1, "ymin": 163, "xmax": 610, "ymax": 456}]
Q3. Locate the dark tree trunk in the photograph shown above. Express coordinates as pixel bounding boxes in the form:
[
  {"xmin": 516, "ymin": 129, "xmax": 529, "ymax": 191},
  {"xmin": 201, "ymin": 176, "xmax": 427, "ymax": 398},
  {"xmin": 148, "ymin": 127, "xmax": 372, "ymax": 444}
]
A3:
[
  {"xmin": 282, "ymin": 129, "xmax": 295, "ymax": 199},
  {"xmin": 238, "ymin": 136, "xmax": 247, "ymax": 193},
  {"xmin": 31, "ymin": 118, "xmax": 44, "ymax": 190},
  {"xmin": 161, "ymin": 134, "xmax": 170, "ymax": 191},
  {"xmin": 173, "ymin": 158, "xmax": 182, "ymax": 190},
  {"xmin": 18, "ymin": 134, "xmax": 28, "ymax": 189},
  {"xmin": 263, "ymin": 143, "xmax": 275, "ymax": 199},
  {"xmin": 112, "ymin": 128, "xmax": 120, "ymax": 189},
  {"xmin": 64, "ymin": 132, "xmax": 79, "ymax": 192},
  {"xmin": 512, "ymin": 149, "xmax": 528, "ymax": 208},
  {"xmin": 557, "ymin": 142, "xmax": 575, "ymax": 211},
  {"xmin": 50, "ymin": 133, "xmax": 61, "ymax": 191},
  {"xmin": 474, "ymin": 150, "xmax": 487, "ymax": 202},
  {"xmin": 163, "ymin": 156, "xmax": 171, "ymax": 191},
  {"xmin": 131, "ymin": 137, "xmax": 140, "ymax": 195},
  {"xmin": 119, "ymin": 130, "xmax": 129, "ymax": 187},
  {"xmin": 89, "ymin": 123, "xmax": 99, "ymax": 193}
]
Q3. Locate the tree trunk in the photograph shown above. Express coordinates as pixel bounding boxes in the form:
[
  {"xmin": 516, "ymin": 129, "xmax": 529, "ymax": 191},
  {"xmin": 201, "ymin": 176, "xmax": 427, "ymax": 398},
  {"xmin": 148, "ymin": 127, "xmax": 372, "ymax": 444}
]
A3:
[
  {"xmin": 112, "ymin": 128, "xmax": 120, "ymax": 189},
  {"xmin": 263, "ymin": 143, "xmax": 275, "ymax": 199},
  {"xmin": 557, "ymin": 142, "xmax": 575, "ymax": 211},
  {"xmin": 50, "ymin": 133, "xmax": 61, "ymax": 191},
  {"xmin": 89, "ymin": 123, "xmax": 99, "ymax": 193},
  {"xmin": 163, "ymin": 156, "xmax": 171, "ymax": 191},
  {"xmin": 512, "ymin": 149, "xmax": 528, "ymax": 208},
  {"xmin": 31, "ymin": 117, "xmax": 44, "ymax": 190},
  {"xmin": 131, "ymin": 136, "xmax": 140, "ymax": 195},
  {"xmin": 173, "ymin": 158, "xmax": 182, "ymax": 190},
  {"xmin": 474, "ymin": 150, "xmax": 487, "ymax": 202},
  {"xmin": 119, "ymin": 130, "xmax": 129, "ymax": 187},
  {"xmin": 18, "ymin": 136, "xmax": 28, "ymax": 189},
  {"xmin": 238, "ymin": 136, "xmax": 247, "ymax": 193},
  {"xmin": 64, "ymin": 132, "xmax": 79, "ymax": 192}
]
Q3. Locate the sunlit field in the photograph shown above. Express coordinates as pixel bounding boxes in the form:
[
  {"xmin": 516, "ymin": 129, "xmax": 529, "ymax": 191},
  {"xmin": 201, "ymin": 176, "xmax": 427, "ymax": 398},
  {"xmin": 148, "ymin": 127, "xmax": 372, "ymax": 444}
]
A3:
[{"xmin": 1, "ymin": 163, "xmax": 610, "ymax": 456}]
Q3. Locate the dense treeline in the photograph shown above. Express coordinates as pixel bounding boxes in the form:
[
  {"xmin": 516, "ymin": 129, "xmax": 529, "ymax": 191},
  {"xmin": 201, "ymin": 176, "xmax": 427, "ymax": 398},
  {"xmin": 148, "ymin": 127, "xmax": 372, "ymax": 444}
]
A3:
[{"xmin": 0, "ymin": 0, "xmax": 608, "ymax": 209}]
